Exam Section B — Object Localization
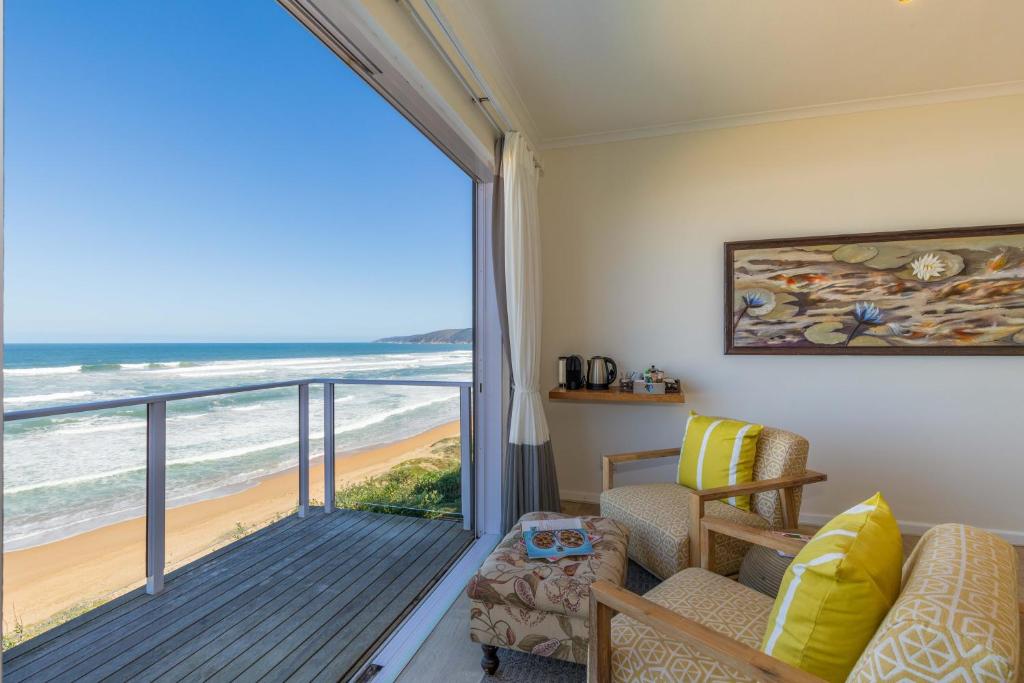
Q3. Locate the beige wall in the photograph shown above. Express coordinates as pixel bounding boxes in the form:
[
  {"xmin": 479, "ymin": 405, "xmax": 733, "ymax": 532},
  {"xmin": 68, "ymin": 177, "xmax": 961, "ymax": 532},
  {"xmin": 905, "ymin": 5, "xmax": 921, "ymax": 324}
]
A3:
[{"xmin": 539, "ymin": 94, "xmax": 1024, "ymax": 538}]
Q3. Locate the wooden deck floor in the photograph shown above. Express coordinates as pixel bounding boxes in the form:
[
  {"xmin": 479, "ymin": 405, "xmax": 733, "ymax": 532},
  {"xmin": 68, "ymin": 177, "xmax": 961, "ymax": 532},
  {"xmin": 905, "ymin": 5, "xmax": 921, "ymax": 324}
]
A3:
[{"xmin": 3, "ymin": 509, "xmax": 473, "ymax": 683}]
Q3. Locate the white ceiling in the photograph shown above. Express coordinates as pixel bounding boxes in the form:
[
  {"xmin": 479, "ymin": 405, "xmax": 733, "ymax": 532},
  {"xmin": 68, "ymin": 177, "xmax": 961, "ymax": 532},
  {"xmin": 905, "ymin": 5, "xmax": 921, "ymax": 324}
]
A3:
[{"xmin": 444, "ymin": 0, "xmax": 1024, "ymax": 148}]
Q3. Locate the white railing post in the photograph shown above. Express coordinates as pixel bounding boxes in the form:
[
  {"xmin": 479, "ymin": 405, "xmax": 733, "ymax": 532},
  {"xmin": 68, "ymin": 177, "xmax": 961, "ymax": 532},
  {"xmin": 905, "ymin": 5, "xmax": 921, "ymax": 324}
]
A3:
[
  {"xmin": 323, "ymin": 382, "xmax": 335, "ymax": 513},
  {"xmin": 146, "ymin": 400, "xmax": 167, "ymax": 595},
  {"xmin": 459, "ymin": 385, "xmax": 472, "ymax": 531},
  {"xmin": 298, "ymin": 384, "xmax": 310, "ymax": 517}
]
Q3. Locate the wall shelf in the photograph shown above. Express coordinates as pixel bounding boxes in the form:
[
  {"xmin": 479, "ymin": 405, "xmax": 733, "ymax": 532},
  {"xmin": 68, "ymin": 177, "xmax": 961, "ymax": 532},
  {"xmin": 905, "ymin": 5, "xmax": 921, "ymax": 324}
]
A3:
[{"xmin": 548, "ymin": 386, "xmax": 685, "ymax": 404}]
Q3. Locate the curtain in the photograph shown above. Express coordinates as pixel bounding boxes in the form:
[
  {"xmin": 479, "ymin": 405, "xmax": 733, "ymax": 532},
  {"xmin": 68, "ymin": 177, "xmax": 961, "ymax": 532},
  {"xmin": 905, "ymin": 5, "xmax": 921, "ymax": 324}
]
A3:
[{"xmin": 499, "ymin": 132, "xmax": 561, "ymax": 532}]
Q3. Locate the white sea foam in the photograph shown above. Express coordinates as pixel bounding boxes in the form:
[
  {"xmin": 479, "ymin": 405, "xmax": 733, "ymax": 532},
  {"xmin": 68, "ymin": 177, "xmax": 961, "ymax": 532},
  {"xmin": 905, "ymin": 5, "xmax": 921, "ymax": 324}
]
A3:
[
  {"xmin": 229, "ymin": 403, "xmax": 266, "ymax": 412},
  {"xmin": 333, "ymin": 394, "xmax": 456, "ymax": 434},
  {"xmin": 53, "ymin": 419, "xmax": 145, "ymax": 436},
  {"xmin": 5, "ymin": 392, "xmax": 458, "ymax": 494},
  {"xmin": 5, "ymin": 390, "xmax": 95, "ymax": 406},
  {"xmin": 167, "ymin": 394, "xmax": 456, "ymax": 466},
  {"xmin": 5, "ymin": 463, "xmax": 148, "ymax": 494},
  {"xmin": 4, "ymin": 365, "xmax": 84, "ymax": 377},
  {"xmin": 3, "ymin": 346, "xmax": 472, "ymax": 546},
  {"xmin": 1, "ymin": 351, "xmax": 471, "ymax": 380}
]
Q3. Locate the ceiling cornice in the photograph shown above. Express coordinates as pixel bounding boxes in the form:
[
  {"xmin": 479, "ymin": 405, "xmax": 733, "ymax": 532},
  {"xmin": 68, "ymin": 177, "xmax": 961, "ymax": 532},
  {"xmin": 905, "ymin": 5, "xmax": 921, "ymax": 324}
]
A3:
[{"xmin": 538, "ymin": 79, "xmax": 1024, "ymax": 150}]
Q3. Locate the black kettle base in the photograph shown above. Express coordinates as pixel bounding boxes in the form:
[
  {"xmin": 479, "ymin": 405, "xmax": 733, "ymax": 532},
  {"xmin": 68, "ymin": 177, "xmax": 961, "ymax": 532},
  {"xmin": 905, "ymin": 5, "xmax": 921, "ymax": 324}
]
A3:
[{"xmin": 586, "ymin": 382, "xmax": 610, "ymax": 390}]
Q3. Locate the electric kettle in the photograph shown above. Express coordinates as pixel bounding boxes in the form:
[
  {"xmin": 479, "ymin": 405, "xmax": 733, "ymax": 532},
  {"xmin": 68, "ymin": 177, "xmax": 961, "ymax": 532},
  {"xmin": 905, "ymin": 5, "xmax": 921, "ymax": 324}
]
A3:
[{"xmin": 586, "ymin": 356, "xmax": 617, "ymax": 390}]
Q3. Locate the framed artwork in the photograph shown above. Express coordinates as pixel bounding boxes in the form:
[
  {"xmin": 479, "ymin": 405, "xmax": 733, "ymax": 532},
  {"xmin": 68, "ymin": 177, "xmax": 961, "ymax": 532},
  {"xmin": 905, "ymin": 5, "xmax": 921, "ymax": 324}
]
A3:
[{"xmin": 725, "ymin": 224, "xmax": 1024, "ymax": 355}]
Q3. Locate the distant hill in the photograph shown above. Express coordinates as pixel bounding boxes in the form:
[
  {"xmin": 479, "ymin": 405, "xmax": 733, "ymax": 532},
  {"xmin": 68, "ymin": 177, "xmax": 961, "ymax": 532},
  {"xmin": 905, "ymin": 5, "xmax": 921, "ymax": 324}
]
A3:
[{"xmin": 375, "ymin": 328, "xmax": 472, "ymax": 344}]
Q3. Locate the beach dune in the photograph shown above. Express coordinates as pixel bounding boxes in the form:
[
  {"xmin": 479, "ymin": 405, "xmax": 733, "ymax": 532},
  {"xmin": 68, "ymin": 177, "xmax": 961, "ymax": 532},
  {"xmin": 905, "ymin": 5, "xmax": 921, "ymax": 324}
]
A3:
[{"xmin": 3, "ymin": 421, "xmax": 460, "ymax": 633}]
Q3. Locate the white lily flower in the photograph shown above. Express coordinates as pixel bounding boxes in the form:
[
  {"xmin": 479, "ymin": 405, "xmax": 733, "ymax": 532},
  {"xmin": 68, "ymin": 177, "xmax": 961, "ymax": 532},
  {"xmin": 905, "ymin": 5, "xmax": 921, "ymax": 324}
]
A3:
[{"xmin": 911, "ymin": 253, "xmax": 946, "ymax": 281}]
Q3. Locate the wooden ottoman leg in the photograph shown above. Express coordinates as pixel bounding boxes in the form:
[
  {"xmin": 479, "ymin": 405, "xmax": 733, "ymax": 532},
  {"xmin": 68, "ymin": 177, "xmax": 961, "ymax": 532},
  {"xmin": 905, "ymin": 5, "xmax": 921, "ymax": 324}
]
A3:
[{"xmin": 481, "ymin": 644, "xmax": 500, "ymax": 675}]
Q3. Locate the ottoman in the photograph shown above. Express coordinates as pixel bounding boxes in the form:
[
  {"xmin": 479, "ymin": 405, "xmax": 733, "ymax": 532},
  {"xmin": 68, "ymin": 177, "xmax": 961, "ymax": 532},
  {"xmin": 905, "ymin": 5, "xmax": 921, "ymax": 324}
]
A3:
[{"xmin": 466, "ymin": 512, "xmax": 629, "ymax": 674}]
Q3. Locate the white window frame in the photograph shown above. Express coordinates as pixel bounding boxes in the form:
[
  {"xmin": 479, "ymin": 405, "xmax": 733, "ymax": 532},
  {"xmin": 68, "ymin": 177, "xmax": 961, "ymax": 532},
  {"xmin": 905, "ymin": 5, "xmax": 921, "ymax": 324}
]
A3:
[
  {"xmin": 278, "ymin": 0, "xmax": 504, "ymax": 537},
  {"xmin": 278, "ymin": 2, "xmax": 506, "ymax": 678}
]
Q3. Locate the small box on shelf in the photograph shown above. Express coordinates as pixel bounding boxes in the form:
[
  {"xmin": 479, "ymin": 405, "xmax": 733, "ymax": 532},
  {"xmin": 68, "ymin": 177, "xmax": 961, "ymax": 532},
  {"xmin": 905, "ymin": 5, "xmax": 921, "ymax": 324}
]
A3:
[
  {"xmin": 548, "ymin": 385, "xmax": 684, "ymax": 404},
  {"xmin": 632, "ymin": 381, "xmax": 666, "ymax": 395}
]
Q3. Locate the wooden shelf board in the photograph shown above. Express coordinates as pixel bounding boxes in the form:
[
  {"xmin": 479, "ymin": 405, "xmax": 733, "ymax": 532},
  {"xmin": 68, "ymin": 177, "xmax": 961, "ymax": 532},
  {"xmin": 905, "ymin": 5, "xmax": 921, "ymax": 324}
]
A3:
[{"xmin": 548, "ymin": 386, "xmax": 685, "ymax": 404}]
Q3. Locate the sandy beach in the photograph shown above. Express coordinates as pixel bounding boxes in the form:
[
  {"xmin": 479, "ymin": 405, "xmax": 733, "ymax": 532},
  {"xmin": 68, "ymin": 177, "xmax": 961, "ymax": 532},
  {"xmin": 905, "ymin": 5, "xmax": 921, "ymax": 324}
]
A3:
[{"xmin": 3, "ymin": 420, "xmax": 460, "ymax": 632}]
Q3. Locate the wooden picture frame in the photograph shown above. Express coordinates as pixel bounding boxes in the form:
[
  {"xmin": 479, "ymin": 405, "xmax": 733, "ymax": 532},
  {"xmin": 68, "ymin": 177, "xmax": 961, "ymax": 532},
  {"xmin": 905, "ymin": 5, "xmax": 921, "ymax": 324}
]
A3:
[{"xmin": 725, "ymin": 223, "xmax": 1024, "ymax": 355}]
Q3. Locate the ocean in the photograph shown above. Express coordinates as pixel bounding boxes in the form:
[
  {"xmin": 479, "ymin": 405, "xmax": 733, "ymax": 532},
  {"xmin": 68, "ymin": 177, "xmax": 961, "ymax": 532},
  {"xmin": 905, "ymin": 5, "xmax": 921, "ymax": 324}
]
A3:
[{"xmin": 2, "ymin": 343, "xmax": 472, "ymax": 550}]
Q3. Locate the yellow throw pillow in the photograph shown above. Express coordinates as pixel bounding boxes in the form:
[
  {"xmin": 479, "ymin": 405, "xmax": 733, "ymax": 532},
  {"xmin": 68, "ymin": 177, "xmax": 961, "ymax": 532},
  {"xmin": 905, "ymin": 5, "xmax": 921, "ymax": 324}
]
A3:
[
  {"xmin": 761, "ymin": 492, "xmax": 902, "ymax": 682},
  {"xmin": 676, "ymin": 411, "xmax": 762, "ymax": 511}
]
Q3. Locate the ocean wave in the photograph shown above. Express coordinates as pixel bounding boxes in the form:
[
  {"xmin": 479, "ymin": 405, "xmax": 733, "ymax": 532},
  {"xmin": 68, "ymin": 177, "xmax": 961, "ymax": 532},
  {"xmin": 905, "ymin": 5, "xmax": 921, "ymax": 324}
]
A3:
[
  {"xmin": 5, "ymin": 463, "xmax": 147, "ymax": 494},
  {"xmin": 80, "ymin": 363, "xmax": 123, "ymax": 373},
  {"xmin": 170, "ymin": 394, "xmax": 456, "ymax": 465},
  {"xmin": 167, "ymin": 368, "xmax": 270, "ymax": 379},
  {"xmin": 1, "ymin": 351, "xmax": 472, "ymax": 381},
  {"xmin": 5, "ymin": 390, "xmax": 95, "ymax": 406},
  {"xmin": 229, "ymin": 403, "xmax": 267, "ymax": 412},
  {"xmin": 51, "ymin": 419, "xmax": 145, "ymax": 436},
  {"xmin": 4, "ymin": 365, "xmax": 83, "ymax": 377},
  {"xmin": 333, "ymin": 394, "xmax": 456, "ymax": 434},
  {"xmin": 5, "ymin": 393, "xmax": 458, "ymax": 495}
]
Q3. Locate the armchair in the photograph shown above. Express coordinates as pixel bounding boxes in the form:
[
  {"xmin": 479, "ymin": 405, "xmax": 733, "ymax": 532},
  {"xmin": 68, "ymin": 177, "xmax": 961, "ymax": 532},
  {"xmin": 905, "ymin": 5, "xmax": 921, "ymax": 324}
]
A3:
[
  {"xmin": 589, "ymin": 518, "xmax": 1021, "ymax": 682},
  {"xmin": 601, "ymin": 426, "xmax": 825, "ymax": 578}
]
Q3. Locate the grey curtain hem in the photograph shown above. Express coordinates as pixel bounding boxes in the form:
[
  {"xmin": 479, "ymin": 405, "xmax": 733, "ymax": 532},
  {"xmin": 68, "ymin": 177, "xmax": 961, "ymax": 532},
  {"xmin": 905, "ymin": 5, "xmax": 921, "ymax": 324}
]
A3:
[{"xmin": 501, "ymin": 440, "xmax": 561, "ymax": 533}]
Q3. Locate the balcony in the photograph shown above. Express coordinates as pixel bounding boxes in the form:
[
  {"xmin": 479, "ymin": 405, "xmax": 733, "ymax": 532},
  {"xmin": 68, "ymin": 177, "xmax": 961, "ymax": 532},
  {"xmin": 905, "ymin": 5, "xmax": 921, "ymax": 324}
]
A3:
[
  {"xmin": 2, "ymin": 378, "xmax": 476, "ymax": 681},
  {"xmin": 3, "ymin": 509, "xmax": 472, "ymax": 681}
]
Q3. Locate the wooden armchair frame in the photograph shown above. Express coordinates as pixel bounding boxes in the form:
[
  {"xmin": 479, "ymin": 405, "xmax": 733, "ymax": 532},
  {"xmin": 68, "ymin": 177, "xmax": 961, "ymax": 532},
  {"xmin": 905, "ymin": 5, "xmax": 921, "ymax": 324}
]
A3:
[
  {"xmin": 602, "ymin": 448, "xmax": 826, "ymax": 568},
  {"xmin": 588, "ymin": 517, "xmax": 826, "ymax": 683}
]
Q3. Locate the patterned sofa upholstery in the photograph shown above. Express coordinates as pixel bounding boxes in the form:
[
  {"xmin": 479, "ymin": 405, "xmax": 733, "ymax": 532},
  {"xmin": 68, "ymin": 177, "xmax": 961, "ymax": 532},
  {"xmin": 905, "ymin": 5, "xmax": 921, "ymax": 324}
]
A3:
[
  {"xmin": 601, "ymin": 426, "xmax": 810, "ymax": 578},
  {"xmin": 602, "ymin": 523, "xmax": 1020, "ymax": 682},
  {"xmin": 467, "ymin": 512, "xmax": 629, "ymax": 665},
  {"xmin": 609, "ymin": 567, "xmax": 772, "ymax": 682},
  {"xmin": 848, "ymin": 524, "xmax": 1020, "ymax": 681}
]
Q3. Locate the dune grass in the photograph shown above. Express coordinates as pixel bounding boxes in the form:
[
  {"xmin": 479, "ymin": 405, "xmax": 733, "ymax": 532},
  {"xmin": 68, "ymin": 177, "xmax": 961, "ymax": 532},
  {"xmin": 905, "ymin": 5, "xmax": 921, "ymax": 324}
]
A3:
[{"xmin": 333, "ymin": 436, "xmax": 462, "ymax": 520}]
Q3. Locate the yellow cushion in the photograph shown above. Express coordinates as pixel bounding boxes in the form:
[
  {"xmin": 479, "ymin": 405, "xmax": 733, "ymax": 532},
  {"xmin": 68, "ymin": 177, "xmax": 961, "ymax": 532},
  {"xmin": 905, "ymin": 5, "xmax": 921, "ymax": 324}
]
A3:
[
  {"xmin": 677, "ymin": 411, "xmax": 762, "ymax": 511},
  {"xmin": 761, "ymin": 492, "xmax": 902, "ymax": 683}
]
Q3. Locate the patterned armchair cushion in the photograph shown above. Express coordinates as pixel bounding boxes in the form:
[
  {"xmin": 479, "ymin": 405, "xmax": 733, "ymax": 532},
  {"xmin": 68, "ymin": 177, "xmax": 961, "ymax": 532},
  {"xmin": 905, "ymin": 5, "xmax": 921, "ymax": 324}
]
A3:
[
  {"xmin": 610, "ymin": 567, "xmax": 773, "ymax": 682},
  {"xmin": 600, "ymin": 482, "xmax": 771, "ymax": 579},
  {"xmin": 750, "ymin": 427, "xmax": 810, "ymax": 528},
  {"xmin": 466, "ymin": 512, "xmax": 629, "ymax": 664},
  {"xmin": 848, "ymin": 523, "xmax": 1020, "ymax": 682}
]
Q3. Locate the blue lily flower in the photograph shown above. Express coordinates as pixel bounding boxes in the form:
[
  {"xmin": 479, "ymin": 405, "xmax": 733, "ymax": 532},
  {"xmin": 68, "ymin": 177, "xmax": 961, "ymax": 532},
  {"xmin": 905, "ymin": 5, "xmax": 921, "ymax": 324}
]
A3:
[
  {"xmin": 846, "ymin": 301, "xmax": 884, "ymax": 345},
  {"xmin": 742, "ymin": 292, "xmax": 767, "ymax": 309},
  {"xmin": 733, "ymin": 289, "xmax": 774, "ymax": 334},
  {"xmin": 853, "ymin": 301, "xmax": 884, "ymax": 325}
]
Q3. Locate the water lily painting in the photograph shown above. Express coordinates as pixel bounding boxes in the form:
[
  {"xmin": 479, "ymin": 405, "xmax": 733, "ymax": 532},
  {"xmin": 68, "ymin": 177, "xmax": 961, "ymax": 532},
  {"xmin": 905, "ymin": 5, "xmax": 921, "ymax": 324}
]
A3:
[{"xmin": 725, "ymin": 224, "xmax": 1024, "ymax": 355}]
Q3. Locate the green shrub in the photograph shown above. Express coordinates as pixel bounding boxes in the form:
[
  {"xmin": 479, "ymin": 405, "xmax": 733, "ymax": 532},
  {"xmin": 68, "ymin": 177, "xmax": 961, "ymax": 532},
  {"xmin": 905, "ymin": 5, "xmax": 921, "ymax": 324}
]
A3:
[{"xmin": 334, "ymin": 436, "xmax": 462, "ymax": 520}]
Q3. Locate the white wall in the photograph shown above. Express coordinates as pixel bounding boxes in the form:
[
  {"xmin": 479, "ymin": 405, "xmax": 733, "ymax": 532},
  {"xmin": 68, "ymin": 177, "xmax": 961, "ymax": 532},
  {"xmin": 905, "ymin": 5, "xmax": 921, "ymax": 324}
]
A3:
[{"xmin": 539, "ymin": 94, "xmax": 1024, "ymax": 539}]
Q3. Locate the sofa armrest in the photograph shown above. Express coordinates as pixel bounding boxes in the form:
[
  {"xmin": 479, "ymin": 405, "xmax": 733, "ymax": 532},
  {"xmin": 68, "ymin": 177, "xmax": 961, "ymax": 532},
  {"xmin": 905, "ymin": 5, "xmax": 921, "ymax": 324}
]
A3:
[
  {"xmin": 700, "ymin": 518, "xmax": 806, "ymax": 572},
  {"xmin": 588, "ymin": 580, "xmax": 825, "ymax": 683},
  {"xmin": 695, "ymin": 470, "xmax": 827, "ymax": 503},
  {"xmin": 686, "ymin": 470, "xmax": 825, "ymax": 568},
  {"xmin": 694, "ymin": 470, "xmax": 827, "ymax": 529},
  {"xmin": 602, "ymin": 448, "xmax": 678, "ymax": 491}
]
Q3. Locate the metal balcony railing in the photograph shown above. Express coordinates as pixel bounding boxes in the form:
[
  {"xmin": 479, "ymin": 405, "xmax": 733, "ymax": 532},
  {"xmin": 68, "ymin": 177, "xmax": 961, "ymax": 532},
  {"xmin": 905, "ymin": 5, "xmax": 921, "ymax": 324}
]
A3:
[{"xmin": 3, "ymin": 378, "xmax": 474, "ymax": 595}]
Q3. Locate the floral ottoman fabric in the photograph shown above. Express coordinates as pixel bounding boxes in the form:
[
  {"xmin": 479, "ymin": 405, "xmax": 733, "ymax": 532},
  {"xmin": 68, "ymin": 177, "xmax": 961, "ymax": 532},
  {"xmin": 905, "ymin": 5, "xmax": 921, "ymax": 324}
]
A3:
[{"xmin": 467, "ymin": 512, "xmax": 629, "ymax": 664}]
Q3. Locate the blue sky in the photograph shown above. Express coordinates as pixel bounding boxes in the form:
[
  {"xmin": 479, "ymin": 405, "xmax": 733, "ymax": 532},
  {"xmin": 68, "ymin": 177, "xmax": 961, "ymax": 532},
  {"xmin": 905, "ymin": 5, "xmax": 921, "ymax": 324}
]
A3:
[{"xmin": 4, "ymin": 0, "xmax": 472, "ymax": 343}]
